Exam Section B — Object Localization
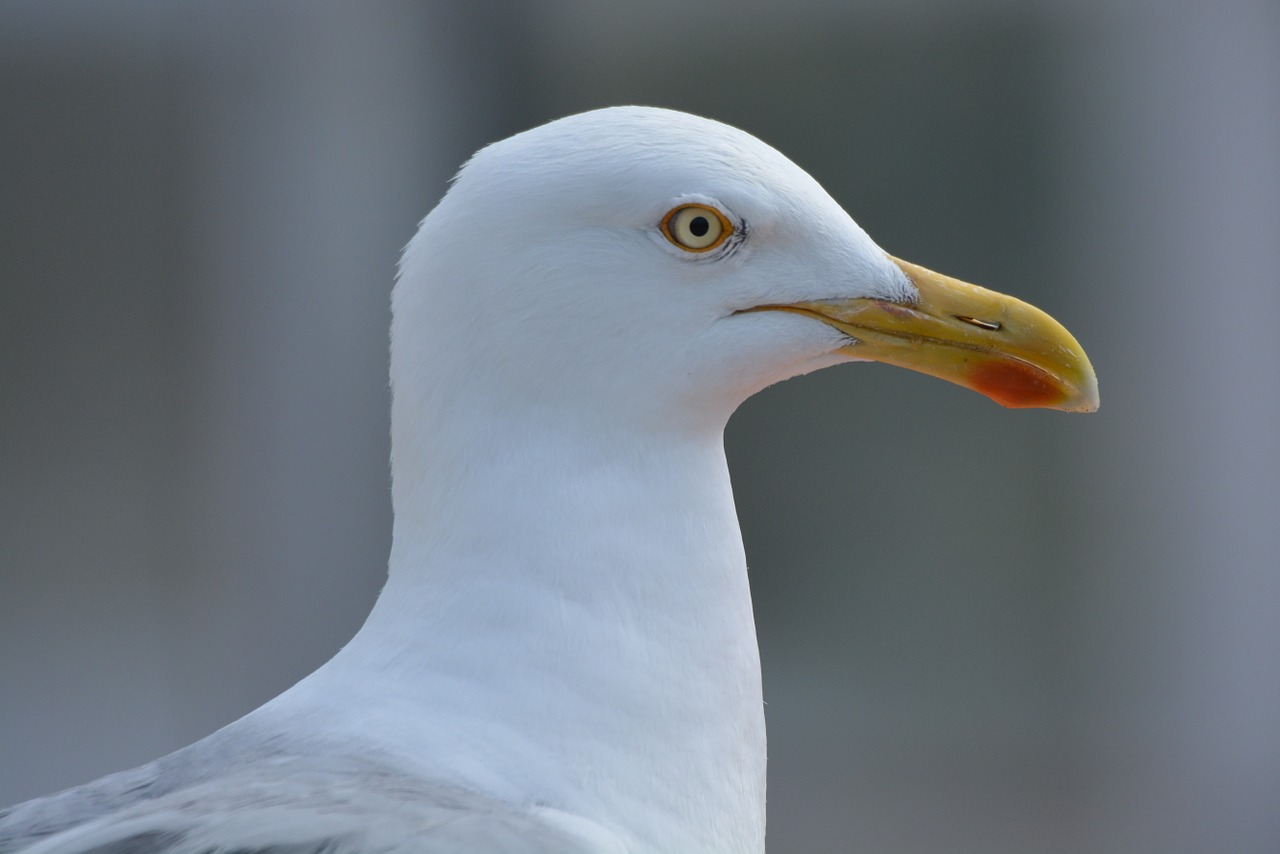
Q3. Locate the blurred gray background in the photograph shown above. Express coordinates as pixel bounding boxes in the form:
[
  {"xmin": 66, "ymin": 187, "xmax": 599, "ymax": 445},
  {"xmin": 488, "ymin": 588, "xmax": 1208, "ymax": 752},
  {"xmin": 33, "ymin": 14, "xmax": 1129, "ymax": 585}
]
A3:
[{"xmin": 2, "ymin": 1, "xmax": 1278, "ymax": 852}]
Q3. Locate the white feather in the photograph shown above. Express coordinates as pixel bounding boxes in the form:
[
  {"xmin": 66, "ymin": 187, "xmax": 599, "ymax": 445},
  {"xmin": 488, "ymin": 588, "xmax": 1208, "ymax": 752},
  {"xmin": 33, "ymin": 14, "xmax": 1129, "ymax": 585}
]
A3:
[{"xmin": 1, "ymin": 107, "xmax": 917, "ymax": 854}]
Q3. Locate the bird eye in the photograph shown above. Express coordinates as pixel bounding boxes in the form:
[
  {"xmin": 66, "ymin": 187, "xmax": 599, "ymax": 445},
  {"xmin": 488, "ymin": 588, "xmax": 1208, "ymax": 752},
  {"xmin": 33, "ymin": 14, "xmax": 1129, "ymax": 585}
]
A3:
[{"xmin": 660, "ymin": 204, "xmax": 733, "ymax": 252}]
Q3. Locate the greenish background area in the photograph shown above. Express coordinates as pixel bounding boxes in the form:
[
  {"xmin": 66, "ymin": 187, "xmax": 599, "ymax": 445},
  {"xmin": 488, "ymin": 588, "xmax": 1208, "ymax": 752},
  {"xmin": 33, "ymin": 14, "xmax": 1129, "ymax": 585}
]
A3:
[{"xmin": 2, "ymin": 2, "xmax": 1277, "ymax": 852}]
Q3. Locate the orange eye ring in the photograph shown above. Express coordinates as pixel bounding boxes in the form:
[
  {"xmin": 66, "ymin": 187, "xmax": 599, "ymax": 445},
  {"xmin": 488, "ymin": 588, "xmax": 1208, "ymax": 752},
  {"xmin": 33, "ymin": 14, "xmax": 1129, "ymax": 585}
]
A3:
[{"xmin": 660, "ymin": 204, "xmax": 734, "ymax": 252}]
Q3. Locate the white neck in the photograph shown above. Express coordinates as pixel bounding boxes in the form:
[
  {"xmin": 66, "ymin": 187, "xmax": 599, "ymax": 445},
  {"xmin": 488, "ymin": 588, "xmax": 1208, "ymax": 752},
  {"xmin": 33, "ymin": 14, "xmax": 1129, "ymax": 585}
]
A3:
[{"xmin": 304, "ymin": 402, "xmax": 766, "ymax": 853}]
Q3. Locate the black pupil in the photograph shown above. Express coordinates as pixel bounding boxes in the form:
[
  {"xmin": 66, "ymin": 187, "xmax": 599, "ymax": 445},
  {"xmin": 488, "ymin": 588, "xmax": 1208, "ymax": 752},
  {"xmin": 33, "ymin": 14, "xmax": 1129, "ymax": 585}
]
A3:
[{"xmin": 688, "ymin": 215, "xmax": 710, "ymax": 238}]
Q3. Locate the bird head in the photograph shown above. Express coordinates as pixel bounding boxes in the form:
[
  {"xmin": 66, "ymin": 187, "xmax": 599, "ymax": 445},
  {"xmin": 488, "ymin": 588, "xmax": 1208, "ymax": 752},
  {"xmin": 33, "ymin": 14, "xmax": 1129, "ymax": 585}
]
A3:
[{"xmin": 392, "ymin": 107, "xmax": 1097, "ymax": 437}]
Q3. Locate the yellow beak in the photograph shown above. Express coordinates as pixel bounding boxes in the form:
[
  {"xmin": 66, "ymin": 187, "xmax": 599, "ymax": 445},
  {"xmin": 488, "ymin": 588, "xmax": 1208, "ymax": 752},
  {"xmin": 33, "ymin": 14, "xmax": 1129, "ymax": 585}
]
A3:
[{"xmin": 757, "ymin": 256, "xmax": 1099, "ymax": 412}]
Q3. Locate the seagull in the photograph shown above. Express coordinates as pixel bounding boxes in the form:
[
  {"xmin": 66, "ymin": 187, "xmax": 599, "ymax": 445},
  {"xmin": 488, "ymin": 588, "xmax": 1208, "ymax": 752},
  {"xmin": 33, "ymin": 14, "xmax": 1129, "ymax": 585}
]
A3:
[{"xmin": 0, "ymin": 106, "xmax": 1097, "ymax": 854}]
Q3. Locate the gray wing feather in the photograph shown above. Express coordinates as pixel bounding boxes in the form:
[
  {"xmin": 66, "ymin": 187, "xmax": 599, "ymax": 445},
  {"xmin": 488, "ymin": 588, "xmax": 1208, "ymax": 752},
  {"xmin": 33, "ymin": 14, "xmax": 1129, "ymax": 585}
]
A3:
[
  {"xmin": 55, "ymin": 833, "xmax": 349, "ymax": 854},
  {"xmin": 77, "ymin": 838, "xmax": 358, "ymax": 854},
  {"xmin": 76, "ymin": 833, "xmax": 187, "ymax": 854},
  {"xmin": 1, "ymin": 751, "xmax": 625, "ymax": 854}
]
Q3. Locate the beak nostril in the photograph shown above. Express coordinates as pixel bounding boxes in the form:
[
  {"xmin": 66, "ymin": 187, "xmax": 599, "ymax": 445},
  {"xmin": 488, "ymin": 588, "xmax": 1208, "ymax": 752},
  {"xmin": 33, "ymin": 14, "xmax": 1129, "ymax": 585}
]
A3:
[{"xmin": 954, "ymin": 315, "xmax": 1002, "ymax": 331}]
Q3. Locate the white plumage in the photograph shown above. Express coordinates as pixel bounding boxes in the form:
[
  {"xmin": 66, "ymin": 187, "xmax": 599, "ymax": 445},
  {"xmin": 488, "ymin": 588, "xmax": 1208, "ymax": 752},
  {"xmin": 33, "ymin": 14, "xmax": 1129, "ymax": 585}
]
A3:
[{"xmin": 0, "ymin": 107, "xmax": 1095, "ymax": 854}]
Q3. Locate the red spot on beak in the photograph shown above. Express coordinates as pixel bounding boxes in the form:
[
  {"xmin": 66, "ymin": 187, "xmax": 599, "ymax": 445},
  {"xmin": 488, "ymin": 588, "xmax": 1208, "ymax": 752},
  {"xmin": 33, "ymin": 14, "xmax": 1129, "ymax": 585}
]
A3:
[{"xmin": 970, "ymin": 360, "xmax": 1065, "ymax": 409}]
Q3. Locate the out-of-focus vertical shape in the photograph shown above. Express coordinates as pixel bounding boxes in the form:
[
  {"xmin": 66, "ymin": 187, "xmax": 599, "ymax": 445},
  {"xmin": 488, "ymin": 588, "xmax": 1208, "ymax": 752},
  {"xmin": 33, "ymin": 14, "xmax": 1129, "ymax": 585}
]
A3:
[
  {"xmin": 0, "ymin": 0, "xmax": 183, "ymax": 805},
  {"xmin": 0, "ymin": 0, "xmax": 518, "ymax": 806},
  {"xmin": 1056, "ymin": 2, "xmax": 1280, "ymax": 851},
  {"xmin": 166, "ymin": 0, "xmax": 494, "ymax": 747}
]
